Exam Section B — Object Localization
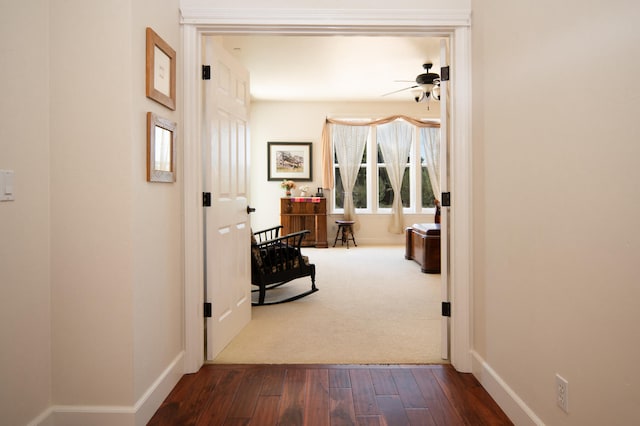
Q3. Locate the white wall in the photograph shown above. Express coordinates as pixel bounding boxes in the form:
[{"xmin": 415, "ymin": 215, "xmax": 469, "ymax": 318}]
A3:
[
  {"xmin": 131, "ymin": 0, "xmax": 183, "ymax": 408},
  {"xmin": 0, "ymin": 1, "xmax": 52, "ymax": 424},
  {"xmin": 472, "ymin": 0, "xmax": 640, "ymax": 424},
  {"xmin": 50, "ymin": 0, "xmax": 136, "ymax": 405},
  {"xmin": 249, "ymin": 100, "xmax": 440, "ymax": 245},
  {"xmin": 1, "ymin": 0, "xmax": 182, "ymax": 424},
  {"xmin": 49, "ymin": 0, "xmax": 183, "ymax": 414}
]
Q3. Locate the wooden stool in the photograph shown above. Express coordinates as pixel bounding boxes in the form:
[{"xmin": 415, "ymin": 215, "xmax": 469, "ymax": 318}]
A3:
[{"xmin": 333, "ymin": 220, "xmax": 357, "ymax": 248}]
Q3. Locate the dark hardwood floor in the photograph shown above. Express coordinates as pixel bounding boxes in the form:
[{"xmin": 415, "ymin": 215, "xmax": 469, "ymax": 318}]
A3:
[{"xmin": 148, "ymin": 364, "xmax": 512, "ymax": 425}]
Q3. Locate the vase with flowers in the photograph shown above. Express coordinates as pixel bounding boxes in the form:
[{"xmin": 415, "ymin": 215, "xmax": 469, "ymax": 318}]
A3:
[{"xmin": 281, "ymin": 180, "xmax": 296, "ymax": 197}]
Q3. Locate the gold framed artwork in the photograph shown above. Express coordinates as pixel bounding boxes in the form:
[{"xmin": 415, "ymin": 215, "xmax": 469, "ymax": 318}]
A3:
[
  {"xmin": 147, "ymin": 112, "xmax": 177, "ymax": 183},
  {"xmin": 145, "ymin": 27, "xmax": 176, "ymax": 110}
]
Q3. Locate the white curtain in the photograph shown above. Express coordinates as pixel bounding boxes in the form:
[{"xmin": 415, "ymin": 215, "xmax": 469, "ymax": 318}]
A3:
[
  {"xmin": 377, "ymin": 121, "xmax": 413, "ymax": 233},
  {"xmin": 332, "ymin": 124, "xmax": 368, "ymax": 222},
  {"xmin": 420, "ymin": 127, "xmax": 441, "ymax": 202}
]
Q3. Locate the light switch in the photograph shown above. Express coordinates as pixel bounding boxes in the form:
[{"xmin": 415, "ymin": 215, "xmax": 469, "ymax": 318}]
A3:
[{"xmin": 0, "ymin": 169, "xmax": 15, "ymax": 201}]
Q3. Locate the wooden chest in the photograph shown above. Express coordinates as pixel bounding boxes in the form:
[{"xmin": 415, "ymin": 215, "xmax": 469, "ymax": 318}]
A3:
[{"xmin": 405, "ymin": 223, "xmax": 441, "ymax": 273}]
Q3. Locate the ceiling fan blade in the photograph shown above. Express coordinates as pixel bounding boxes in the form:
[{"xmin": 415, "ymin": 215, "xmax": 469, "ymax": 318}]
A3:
[
  {"xmin": 381, "ymin": 85, "xmax": 418, "ymax": 97},
  {"xmin": 394, "ymin": 80, "xmax": 416, "ymax": 83}
]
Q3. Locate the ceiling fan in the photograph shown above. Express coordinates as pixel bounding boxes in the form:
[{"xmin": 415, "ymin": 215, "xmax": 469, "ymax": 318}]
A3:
[{"xmin": 382, "ymin": 63, "xmax": 441, "ymax": 103}]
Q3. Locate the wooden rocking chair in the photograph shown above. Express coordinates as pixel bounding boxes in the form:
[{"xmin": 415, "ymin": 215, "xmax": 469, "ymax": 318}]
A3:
[{"xmin": 251, "ymin": 227, "xmax": 318, "ymax": 306}]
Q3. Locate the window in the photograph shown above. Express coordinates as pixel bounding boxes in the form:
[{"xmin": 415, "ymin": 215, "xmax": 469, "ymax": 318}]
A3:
[
  {"xmin": 332, "ymin": 120, "xmax": 439, "ymax": 214},
  {"xmin": 334, "ymin": 143, "xmax": 368, "ymax": 209}
]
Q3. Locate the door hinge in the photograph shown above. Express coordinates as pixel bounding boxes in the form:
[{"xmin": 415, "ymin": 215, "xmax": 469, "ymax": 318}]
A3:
[
  {"xmin": 441, "ymin": 192, "xmax": 451, "ymax": 207},
  {"xmin": 202, "ymin": 65, "xmax": 211, "ymax": 80},
  {"xmin": 204, "ymin": 302, "xmax": 212, "ymax": 318},
  {"xmin": 440, "ymin": 66, "xmax": 450, "ymax": 82},
  {"xmin": 203, "ymin": 192, "xmax": 211, "ymax": 207},
  {"xmin": 442, "ymin": 302, "xmax": 451, "ymax": 317}
]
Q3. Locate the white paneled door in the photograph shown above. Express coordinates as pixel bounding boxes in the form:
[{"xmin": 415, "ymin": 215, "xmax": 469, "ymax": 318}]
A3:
[{"xmin": 202, "ymin": 35, "xmax": 252, "ymax": 360}]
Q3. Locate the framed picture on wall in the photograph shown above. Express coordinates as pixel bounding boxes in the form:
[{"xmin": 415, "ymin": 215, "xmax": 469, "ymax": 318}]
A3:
[
  {"xmin": 145, "ymin": 27, "xmax": 176, "ymax": 110},
  {"xmin": 147, "ymin": 112, "xmax": 177, "ymax": 182},
  {"xmin": 267, "ymin": 142, "xmax": 313, "ymax": 181}
]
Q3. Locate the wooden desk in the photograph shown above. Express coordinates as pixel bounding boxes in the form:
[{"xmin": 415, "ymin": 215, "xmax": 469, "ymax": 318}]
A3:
[{"xmin": 280, "ymin": 197, "xmax": 328, "ymax": 248}]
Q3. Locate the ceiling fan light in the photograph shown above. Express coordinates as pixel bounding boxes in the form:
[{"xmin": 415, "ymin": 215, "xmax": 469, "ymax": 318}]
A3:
[
  {"xmin": 419, "ymin": 83, "xmax": 434, "ymax": 93},
  {"xmin": 431, "ymin": 85, "xmax": 441, "ymax": 101},
  {"xmin": 411, "ymin": 88, "xmax": 424, "ymax": 102}
]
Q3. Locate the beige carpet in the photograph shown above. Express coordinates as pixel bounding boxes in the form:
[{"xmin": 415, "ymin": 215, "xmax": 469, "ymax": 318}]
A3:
[{"xmin": 213, "ymin": 245, "xmax": 443, "ymax": 364}]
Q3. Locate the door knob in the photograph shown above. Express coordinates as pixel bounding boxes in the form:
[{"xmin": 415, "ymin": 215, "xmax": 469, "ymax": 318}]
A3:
[{"xmin": 246, "ymin": 206, "xmax": 256, "ymax": 214}]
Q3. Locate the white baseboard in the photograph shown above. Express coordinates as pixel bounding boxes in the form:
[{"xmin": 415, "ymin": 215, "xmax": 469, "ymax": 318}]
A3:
[
  {"xmin": 27, "ymin": 407, "xmax": 54, "ymax": 426},
  {"xmin": 471, "ymin": 350, "xmax": 545, "ymax": 426},
  {"xmin": 133, "ymin": 350, "xmax": 185, "ymax": 425},
  {"xmin": 28, "ymin": 351, "xmax": 184, "ymax": 426}
]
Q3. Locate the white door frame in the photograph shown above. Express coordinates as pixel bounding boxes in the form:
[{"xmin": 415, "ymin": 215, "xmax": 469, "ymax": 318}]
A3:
[{"xmin": 180, "ymin": 7, "xmax": 473, "ymax": 373}]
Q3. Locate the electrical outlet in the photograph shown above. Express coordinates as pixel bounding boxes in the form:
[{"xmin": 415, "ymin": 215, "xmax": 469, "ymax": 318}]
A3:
[
  {"xmin": 0, "ymin": 170, "xmax": 15, "ymax": 202},
  {"xmin": 556, "ymin": 374, "xmax": 569, "ymax": 413}
]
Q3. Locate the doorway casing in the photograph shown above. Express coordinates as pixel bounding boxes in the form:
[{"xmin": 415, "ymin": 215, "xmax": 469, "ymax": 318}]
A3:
[{"xmin": 180, "ymin": 7, "xmax": 473, "ymax": 374}]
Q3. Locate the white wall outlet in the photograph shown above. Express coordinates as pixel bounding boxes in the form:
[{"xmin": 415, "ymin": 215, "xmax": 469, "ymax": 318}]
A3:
[
  {"xmin": 556, "ymin": 374, "xmax": 569, "ymax": 413},
  {"xmin": 0, "ymin": 169, "xmax": 15, "ymax": 202}
]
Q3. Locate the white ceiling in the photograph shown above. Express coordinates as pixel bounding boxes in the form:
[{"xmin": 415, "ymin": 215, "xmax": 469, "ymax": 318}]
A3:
[{"xmin": 221, "ymin": 35, "xmax": 445, "ymax": 102}]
